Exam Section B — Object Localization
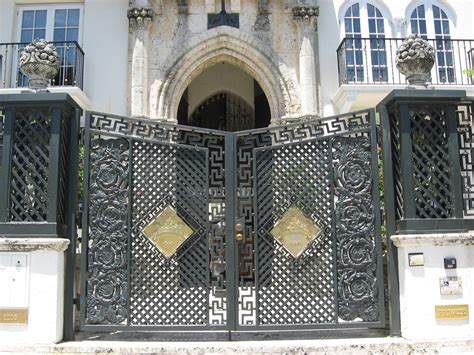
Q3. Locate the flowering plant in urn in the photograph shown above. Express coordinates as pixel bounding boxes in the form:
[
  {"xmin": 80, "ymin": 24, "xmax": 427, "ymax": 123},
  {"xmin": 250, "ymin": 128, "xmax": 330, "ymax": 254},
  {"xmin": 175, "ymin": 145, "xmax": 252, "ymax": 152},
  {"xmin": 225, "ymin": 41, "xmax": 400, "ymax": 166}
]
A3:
[
  {"xmin": 19, "ymin": 39, "xmax": 61, "ymax": 91},
  {"xmin": 396, "ymin": 34, "xmax": 435, "ymax": 86}
]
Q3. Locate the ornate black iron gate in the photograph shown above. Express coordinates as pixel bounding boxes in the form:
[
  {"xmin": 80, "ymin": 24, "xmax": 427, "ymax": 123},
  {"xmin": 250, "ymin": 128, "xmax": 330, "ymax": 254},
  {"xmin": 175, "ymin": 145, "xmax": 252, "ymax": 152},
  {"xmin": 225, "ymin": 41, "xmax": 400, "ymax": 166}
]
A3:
[{"xmin": 80, "ymin": 109, "xmax": 384, "ymax": 336}]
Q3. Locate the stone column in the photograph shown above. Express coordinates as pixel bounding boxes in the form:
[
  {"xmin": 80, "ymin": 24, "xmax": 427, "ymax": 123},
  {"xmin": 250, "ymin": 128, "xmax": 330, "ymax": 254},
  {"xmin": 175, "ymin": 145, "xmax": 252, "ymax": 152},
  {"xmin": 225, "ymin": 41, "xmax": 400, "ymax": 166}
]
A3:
[
  {"xmin": 254, "ymin": 0, "xmax": 270, "ymax": 31},
  {"xmin": 128, "ymin": 3, "xmax": 154, "ymax": 117},
  {"xmin": 205, "ymin": 0, "xmax": 216, "ymax": 13},
  {"xmin": 393, "ymin": 18, "xmax": 405, "ymax": 38},
  {"xmin": 293, "ymin": 6, "xmax": 319, "ymax": 115}
]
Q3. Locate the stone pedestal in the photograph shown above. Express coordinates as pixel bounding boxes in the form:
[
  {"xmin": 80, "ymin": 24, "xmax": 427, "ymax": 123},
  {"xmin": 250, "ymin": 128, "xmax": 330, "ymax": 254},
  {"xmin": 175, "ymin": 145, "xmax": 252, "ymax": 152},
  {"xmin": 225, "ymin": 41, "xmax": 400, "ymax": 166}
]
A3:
[
  {"xmin": 392, "ymin": 233, "xmax": 474, "ymax": 340},
  {"xmin": 0, "ymin": 238, "xmax": 69, "ymax": 344}
]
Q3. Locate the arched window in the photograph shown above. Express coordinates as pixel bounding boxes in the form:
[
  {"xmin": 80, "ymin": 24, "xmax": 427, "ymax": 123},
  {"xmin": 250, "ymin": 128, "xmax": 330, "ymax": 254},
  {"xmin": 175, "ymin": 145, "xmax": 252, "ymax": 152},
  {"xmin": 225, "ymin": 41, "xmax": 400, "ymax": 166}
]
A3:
[
  {"xmin": 410, "ymin": 5, "xmax": 427, "ymax": 38},
  {"xmin": 368, "ymin": 3, "xmax": 388, "ymax": 81},
  {"xmin": 433, "ymin": 5, "xmax": 454, "ymax": 82},
  {"xmin": 409, "ymin": 4, "xmax": 454, "ymax": 82},
  {"xmin": 343, "ymin": 2, "xmax": 388, "ymax": 83},
  {"xmin": 344, "ymin": 3, "xmax": 364, "ymax": 82}
]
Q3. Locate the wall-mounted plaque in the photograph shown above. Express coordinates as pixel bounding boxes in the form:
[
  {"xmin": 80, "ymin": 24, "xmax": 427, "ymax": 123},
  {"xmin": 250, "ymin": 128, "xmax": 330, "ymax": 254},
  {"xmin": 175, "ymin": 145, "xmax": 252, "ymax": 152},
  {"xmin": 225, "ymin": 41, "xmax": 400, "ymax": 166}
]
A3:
[
  {"xmin": 435, "ymin": 304, "xmax": 469, "ymax": 321},
  {"xmin": 408, "ymin": 253, "xmax": 424, "ymax": 266},
  {"xmin": 440, "ymin": 277, "xmax": 463, "ymax": 295},
  {"xmin": 0, "ymin": 308, "xmax": 28, "ymax": 325}
]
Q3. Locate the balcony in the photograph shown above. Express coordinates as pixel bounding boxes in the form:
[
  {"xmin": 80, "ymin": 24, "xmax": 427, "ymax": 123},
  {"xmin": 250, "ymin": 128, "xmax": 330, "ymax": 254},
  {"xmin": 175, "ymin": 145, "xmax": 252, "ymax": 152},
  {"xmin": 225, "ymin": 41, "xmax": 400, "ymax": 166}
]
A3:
[
  {"xmin": 334, "ymin": 37, "xmax": 474, "ymax": 113},
  {"xmin": 337, "ymin": 37, "xmax": 474, "ymax": 86},
  {"xmin": 0, "ymin": 41, "xmax": 84, "ymax": 89}
]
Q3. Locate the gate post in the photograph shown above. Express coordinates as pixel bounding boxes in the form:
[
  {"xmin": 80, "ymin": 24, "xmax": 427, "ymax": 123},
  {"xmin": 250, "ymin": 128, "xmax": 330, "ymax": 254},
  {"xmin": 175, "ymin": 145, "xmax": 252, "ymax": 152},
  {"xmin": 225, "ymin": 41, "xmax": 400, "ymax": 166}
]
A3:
[
  {"xmin": 378, "ymin": 89, "xmax": 474, "ymax": 340},
  {"xmin": 0, "ymin": 93, "xmax": 81, "ymax": 343}
]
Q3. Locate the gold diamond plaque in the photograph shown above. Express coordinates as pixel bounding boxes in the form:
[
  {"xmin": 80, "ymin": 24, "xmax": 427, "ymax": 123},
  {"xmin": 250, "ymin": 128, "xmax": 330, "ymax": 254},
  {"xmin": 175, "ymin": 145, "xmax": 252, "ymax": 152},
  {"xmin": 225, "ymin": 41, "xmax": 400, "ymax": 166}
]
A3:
[
  {"xmin": 142, "ymin": 207, "xmax": 194, "ymax": 259},
  {"xmin": 270, "ymin": 207, "xmax": 322, "ymax": 258}
]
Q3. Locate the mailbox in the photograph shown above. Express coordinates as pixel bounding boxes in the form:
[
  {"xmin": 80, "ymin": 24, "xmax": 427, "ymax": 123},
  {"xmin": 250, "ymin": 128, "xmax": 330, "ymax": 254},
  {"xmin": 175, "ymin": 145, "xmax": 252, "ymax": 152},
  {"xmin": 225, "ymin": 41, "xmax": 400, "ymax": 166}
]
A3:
[{"xmin": 0, "ymin": 253, "xmax": 28, "ymax": 308}]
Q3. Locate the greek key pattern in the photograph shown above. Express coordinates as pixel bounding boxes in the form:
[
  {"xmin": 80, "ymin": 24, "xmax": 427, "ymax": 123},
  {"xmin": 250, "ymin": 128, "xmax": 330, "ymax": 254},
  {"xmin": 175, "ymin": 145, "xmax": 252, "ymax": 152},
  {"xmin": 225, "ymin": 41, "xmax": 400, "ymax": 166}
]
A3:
[
  {"xmin": 86, "ymin": 138, "xmax": 129, "ymax": 324},
  {"xmin": 82, "ymin": 110, "xmax": 382, "ymax": 329},
  {"xmin": 91, "ymin": 111, "xmax": 370, "ymax": 146},
  {"xmin": 333, "ymin": 136, "xmax": 379, "ymax": 322},
  {"xmin": 457, "ymin": 102, "xmax": 474, "ymax": 216},
  {"xmin": 234, "ymin": 110, "xmax": 377, "ymax": 326}
]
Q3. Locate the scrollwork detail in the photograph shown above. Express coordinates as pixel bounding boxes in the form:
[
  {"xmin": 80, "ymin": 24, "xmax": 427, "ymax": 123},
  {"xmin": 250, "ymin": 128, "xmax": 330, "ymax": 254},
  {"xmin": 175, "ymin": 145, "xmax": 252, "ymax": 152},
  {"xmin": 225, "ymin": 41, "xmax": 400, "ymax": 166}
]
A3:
[
  {"xmin": 86, "ymin": 138, "xmax": 129, "ymax": 324},
  {"xmin": 333, "ymin": 136, "xmax": 379, "ymax": 322}
]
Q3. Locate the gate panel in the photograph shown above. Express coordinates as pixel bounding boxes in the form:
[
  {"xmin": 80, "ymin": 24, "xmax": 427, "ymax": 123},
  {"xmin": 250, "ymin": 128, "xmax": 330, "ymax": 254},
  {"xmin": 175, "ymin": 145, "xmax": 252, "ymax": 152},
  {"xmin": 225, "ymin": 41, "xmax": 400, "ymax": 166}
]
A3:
[
  {"xmin": 80, "ymin": 109, "xmax": 385, "ymax": 334},
  {"xmin": 129, "ymin": 141, "xmax": 209, "ymax": 325},
  {"xmin": 81, "ymin": 113, "xmax": 229, "ymax": 330},
  {"xmin": 253, "ymin": 139, "xmax": 335, "ymax": 325},
  {"xmin": 234, "ymin": 110, "xmax": 384, "ymax": 329}
]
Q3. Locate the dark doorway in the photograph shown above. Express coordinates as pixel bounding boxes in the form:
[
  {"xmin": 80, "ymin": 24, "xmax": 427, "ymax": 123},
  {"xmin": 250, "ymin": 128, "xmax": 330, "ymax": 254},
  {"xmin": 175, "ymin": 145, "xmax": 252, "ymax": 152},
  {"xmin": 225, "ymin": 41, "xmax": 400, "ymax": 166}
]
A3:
[{"xmin": 177, "ymin": 80, "xmax": 271, "ymax": 131}]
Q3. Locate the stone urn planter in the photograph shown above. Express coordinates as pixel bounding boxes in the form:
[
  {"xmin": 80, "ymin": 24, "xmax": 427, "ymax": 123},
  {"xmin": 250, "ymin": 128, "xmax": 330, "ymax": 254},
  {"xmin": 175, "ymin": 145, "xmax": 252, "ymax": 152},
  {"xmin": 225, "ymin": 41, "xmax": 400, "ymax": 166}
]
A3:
[
  {"xmin": 19, "ymin": 39, "xmax": 61, "ymax": 91},
  {"xmin": 396, "ymin": 34, "xmax": 435, "ymax": 86}
]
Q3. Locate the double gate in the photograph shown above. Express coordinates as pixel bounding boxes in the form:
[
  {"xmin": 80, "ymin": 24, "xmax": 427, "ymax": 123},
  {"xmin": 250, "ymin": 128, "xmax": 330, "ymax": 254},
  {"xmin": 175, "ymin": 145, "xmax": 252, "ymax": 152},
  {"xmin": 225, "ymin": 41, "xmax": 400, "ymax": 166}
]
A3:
[{"xmin": 80, "ymin": 109, "xmax": 385, "ymax": 337}]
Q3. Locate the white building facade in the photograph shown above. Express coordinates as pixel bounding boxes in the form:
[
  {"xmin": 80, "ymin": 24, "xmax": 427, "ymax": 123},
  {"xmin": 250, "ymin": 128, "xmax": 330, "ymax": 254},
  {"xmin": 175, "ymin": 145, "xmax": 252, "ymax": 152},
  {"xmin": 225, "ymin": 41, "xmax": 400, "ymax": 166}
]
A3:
[
  {"xmin": 1, "ymin": 0, "xmax": 473, "ymax": 124},
  {"xmin": 0, "ymin": 0, "xmax": 474, "ymax": 345}
]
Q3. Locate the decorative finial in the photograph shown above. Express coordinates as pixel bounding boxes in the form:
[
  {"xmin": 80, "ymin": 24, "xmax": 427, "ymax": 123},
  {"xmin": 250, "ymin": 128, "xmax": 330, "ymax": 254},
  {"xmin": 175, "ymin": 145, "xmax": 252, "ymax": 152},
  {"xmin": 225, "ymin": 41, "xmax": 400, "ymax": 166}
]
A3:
[
  {"xmin": 19, "ymin": 39, "xmax": 61, "ymax": 91},
  {"xmin": 396, "ymin": 34, "xmax": 435, "ymax": 87}
]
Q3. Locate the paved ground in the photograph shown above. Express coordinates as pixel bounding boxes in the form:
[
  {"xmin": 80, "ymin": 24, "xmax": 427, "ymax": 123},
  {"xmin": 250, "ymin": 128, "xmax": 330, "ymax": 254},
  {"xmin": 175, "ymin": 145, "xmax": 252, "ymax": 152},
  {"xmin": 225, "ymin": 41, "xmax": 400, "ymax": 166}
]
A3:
[{"xmin": 1, "ymin": 336, "xmax": 473, "ymax": 354}]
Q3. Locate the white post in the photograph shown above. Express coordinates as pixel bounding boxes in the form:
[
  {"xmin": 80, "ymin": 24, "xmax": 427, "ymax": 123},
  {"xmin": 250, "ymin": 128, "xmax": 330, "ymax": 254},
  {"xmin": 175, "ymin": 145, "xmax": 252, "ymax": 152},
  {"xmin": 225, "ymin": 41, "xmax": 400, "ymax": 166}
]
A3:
[
  {"xmin": 128, "ymin": 2, "xmax": 154, "ymax": 117},
  {"xmin": 293, "ymin": 6, "xmax": 319, "ymax": 115},
  {"xmin": 392, "ymin": 233, "xmax": 474, "ymax": 340},
  {"xmin": 0, "ymin": 238, "xmax": 69, "ymax": 344}
]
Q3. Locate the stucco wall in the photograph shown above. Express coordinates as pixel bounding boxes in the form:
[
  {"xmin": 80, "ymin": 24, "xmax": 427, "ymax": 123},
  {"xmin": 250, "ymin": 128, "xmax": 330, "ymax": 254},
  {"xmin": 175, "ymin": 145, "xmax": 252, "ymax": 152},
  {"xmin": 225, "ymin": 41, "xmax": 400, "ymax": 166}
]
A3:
[
  {"xmin": 319, "ymin": 0, "xmax": 474, "ymax": 115},
  {"xmin": 83, "ymin": 0, "xmax": 128, "ymax": 115},
  {"xmin": 1, "ymin": 0, "xmax": 473, "ymax": 118},
  {"xmin": 0, "ymin": 0, "xmax": 129, "ymax": 115}
]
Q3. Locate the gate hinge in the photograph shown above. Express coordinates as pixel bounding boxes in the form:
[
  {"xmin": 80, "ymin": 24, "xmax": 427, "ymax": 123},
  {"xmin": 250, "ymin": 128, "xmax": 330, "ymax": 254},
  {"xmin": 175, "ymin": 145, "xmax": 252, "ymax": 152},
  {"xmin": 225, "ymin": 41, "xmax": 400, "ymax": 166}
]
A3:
[{"xmin": 73, "ymin": 296, "xmax": 80, "ymax": 311}]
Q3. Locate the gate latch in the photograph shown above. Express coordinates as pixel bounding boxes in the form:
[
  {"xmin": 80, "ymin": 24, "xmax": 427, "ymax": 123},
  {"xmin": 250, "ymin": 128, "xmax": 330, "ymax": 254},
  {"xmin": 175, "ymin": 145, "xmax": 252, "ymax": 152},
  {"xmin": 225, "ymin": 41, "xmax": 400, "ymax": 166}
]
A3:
[{"xmin": 235, "ymin": 219, "xmax": 245, "ymax": 242}]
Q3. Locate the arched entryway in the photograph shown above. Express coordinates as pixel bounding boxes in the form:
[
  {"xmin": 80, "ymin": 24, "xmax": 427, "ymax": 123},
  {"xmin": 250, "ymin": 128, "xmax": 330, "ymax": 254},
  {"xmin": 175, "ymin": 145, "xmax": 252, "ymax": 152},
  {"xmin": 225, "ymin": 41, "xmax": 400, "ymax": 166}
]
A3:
[
  {"xmin": 151, "ymin": 27, "xmax": 299, "ymax": 122},
  {"xmin": 176, "ymin": 63, "xmax": 271, "ymax": 131}
]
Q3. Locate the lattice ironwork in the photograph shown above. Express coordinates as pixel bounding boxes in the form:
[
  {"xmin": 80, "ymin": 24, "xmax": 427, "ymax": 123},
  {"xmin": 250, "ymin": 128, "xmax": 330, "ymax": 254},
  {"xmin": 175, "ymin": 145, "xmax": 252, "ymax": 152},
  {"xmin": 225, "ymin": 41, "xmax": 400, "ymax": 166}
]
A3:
[
  {"xmin": 409, "ymin": 106, "xmax": 452, "ymax": 218},
  {"xmin": 57, "ymin": 114, "xmax": 70, "ymax": 225},
  {"xmin": 83, "ymin": 113, "xmax": 228, "ymax": 328},
  {"xmin": 387, "ymin": 105, "xmax": 403, "ymax": 220},
  {"xmin": 82, "ymin": 110, "xmax": 383, "ymax": 331},
  {"xmin": 0, "ymin": 110, "xmax": 4, "ymax": 164},
  {"xmin": 10, "ymin": 109, "xmax": 51, "ymax": 222},
  {"xmin": 456, "ymin": 101, "xmax": 474, "ymax": 216},
  {"xmin": 130, "ymin": 140, "xmax": 209, "ymax": 326},
  {"xmin": 253, "ymin": 140, "xmax": 335, "ymax": 325},
  {"xmin": 234, "ymin": 110, "xmax": 382, "ymax": 327}
]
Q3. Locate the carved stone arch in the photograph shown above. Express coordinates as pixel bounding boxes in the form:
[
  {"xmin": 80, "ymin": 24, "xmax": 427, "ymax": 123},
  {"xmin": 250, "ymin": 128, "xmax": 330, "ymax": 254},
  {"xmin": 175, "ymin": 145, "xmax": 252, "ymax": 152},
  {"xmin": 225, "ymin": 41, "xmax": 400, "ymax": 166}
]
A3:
[{"xmin": 152, "ymin": 27, "xmax": 299, "ymax": 121}]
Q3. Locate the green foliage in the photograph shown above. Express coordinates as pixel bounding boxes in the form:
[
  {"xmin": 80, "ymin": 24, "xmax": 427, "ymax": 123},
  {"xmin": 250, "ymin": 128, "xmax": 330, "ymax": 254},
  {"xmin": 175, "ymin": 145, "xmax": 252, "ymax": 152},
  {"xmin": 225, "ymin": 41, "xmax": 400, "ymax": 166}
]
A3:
[
  {"xmin": 463, "ymin": 68, "xmax": 474, "ymax": 77},
  {"xmin": 78, "ymin": 143, "xmax": 84, "ymax": 203},
  {"xmin": 378, "ymin": 150, "xmax": 387, "ymax": 240}
]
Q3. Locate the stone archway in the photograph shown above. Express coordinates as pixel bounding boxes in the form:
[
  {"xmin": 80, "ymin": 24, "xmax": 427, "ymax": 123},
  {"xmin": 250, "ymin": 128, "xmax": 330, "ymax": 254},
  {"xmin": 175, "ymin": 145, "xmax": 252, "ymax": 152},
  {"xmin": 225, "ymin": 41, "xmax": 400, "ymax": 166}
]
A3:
[{"xmin": 150, "ymin": 27, "xmax": 299, "ymax": 122}]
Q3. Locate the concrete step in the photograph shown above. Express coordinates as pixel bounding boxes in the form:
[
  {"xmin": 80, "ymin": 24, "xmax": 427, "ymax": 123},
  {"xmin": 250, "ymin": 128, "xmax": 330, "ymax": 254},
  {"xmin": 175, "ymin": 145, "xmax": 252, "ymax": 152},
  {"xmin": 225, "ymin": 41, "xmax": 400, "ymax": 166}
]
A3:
[{"xmin": 1, "ymin": 337, "xmax": 473, "ymax": 354}]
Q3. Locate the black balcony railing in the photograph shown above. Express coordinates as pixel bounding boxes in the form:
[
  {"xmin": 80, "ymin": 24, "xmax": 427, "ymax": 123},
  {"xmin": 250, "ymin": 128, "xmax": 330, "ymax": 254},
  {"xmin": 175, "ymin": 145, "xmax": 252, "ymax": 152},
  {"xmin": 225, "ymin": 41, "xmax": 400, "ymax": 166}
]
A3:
[
  {"xmin": 337, "ymin": 37, "xmax": 474, "ymax": 86},
  {"xmin": 0, "ymin": 41, "xmax": 84, "ymax": 90}
]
